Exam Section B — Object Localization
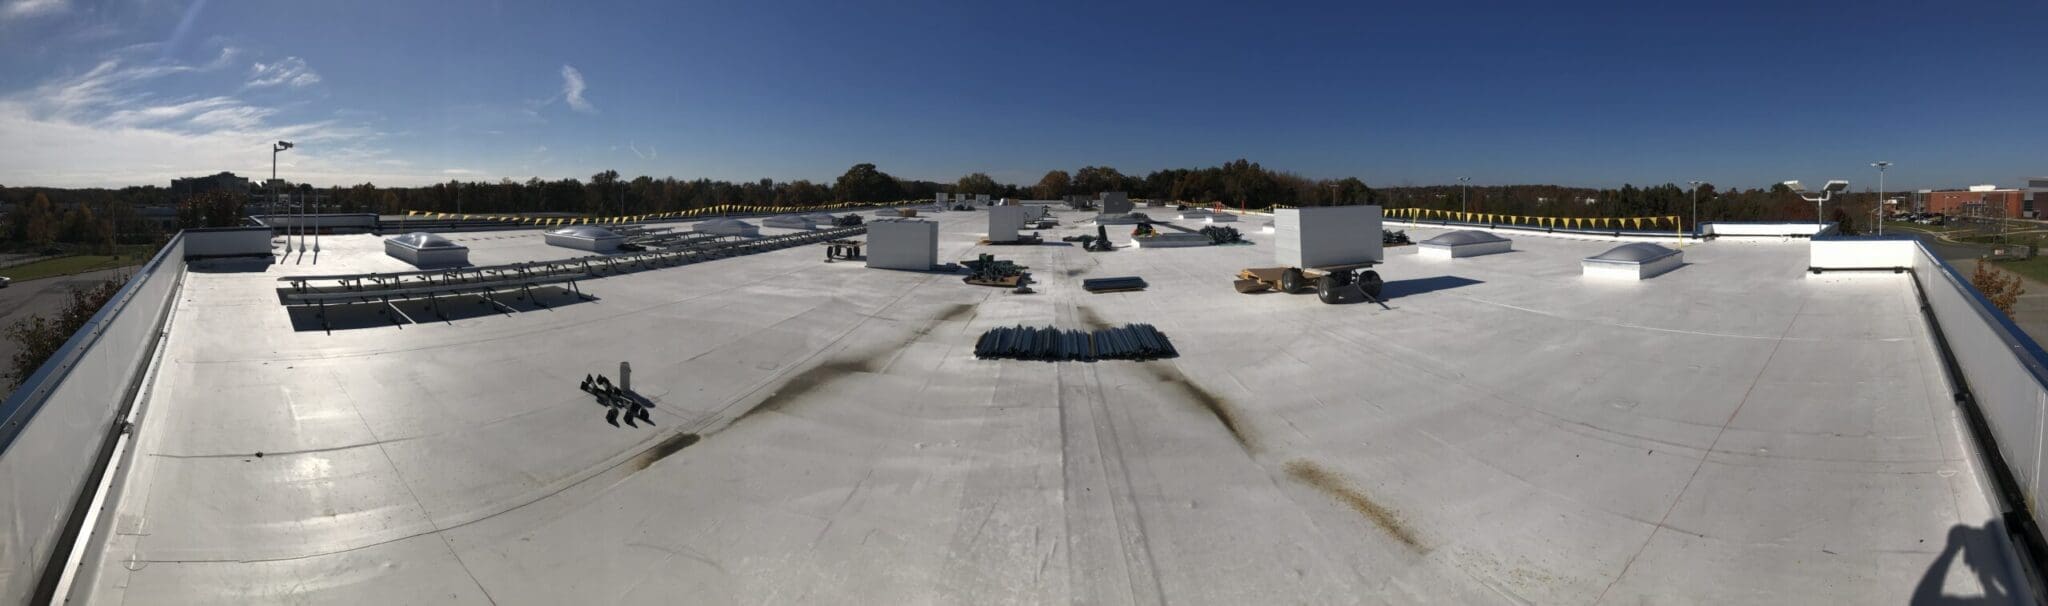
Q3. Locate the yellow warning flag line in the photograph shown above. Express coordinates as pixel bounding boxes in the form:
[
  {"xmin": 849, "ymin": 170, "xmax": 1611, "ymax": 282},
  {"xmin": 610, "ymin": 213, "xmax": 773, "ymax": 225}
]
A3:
[
  {"xmin": 403, "ymin": 200, "xmax": 909, "ymax": 226},
  {"xmin": 1386, "ymin": 207, "xmax": 1679, "ymax": 232}
]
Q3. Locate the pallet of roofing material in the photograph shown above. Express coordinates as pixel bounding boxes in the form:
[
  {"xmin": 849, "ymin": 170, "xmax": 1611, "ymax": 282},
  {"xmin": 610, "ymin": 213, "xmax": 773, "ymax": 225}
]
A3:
[
  {"xmin": 962, "ymin": 253, "xmax": 1031, "ymax": 287},
  {"xmin": 973, "ymin": 323, "xmax": 1177, "ymax": 361},
  {"xmin": 1082, "ymin": 276, "xmax": 1147, "ymax": 293},
  {"xmin": 1234, "ymin": 262, "xmax": 1385, "ymax": 305}
]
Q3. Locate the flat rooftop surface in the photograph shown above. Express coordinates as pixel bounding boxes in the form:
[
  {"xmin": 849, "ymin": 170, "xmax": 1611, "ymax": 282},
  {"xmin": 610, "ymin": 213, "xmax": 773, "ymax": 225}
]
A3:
[{"xmin": 77, "ymin": 210, "xmax": 2029, "ymax": 604}]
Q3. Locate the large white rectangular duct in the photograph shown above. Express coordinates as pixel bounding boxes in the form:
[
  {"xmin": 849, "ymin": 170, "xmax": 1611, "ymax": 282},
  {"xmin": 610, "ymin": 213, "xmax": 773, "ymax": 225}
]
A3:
[
  {"xmin": 868, "ymin": 219, "xmax": 938, "ymax": 270},
  {"xmin": 1275, "ymin": 206, "xmax": 1383, "ymax": 268}
]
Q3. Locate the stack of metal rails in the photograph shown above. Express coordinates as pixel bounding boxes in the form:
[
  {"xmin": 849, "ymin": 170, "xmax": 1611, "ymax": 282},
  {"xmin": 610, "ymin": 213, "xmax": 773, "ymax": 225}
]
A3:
[{"xmin": 973, "ymin": 323, "xmax": 1177, "ymax": 361}]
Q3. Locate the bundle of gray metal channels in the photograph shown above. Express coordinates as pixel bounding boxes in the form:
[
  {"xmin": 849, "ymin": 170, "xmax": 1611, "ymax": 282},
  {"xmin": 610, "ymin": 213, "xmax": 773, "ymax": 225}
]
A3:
[
  {"xmin": 1082, "ymin": 276, "xmax": 1147, "ymax": 292},
  {"xmin": 973, "ymin": 323, "xmax": 1177, "ymax": 361}
]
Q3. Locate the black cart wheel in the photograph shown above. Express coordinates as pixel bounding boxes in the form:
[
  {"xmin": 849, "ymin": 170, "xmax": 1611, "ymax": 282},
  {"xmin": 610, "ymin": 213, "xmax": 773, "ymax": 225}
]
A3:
[
  {"xmin": 1316, "ymin": 275, "xmax": 1341, "ymax": 304},
  {"xmin": 1359, "ymin": 270, "xmax": 1384, "ymax": 298},
  {"xmin": 1280, "ymin": 267, "xmax": 1305, "ymax": 293}
]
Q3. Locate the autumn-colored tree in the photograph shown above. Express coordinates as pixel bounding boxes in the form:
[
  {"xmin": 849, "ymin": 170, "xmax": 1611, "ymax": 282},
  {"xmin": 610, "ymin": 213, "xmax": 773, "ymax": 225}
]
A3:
[
  {"xmin": 1033, "ymin": 170, "xmax": 1070, "ymax": 199},
  {"xmin": 4, "ymin": 275, "xmax": 128, "ymax": 387},
  {"xmin": 1972, "ymin": 262, "xmax": 2026, "ymax": 319},
  {"xmin": 23, "ymin": 192, "xmax": 57, "ymax": 247}
]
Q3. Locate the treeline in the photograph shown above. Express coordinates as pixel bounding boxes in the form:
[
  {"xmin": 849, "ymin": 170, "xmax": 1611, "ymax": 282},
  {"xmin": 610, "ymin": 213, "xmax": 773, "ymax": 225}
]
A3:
[{"xmin": 4, "ymin": 159, "xmax": 1885, "ymax": 234}]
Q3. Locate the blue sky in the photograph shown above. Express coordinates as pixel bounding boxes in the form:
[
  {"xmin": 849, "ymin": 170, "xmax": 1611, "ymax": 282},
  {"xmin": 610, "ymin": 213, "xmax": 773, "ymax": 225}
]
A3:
[{"xmin": 0, "ymin": 0, "xmax": 2042, "ymax": 190}]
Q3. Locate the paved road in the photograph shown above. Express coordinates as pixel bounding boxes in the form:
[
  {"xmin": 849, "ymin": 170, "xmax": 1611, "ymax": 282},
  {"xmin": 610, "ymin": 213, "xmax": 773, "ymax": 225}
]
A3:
[{"xmin": 0, "ymin": 268, "xmax": 137, "ymax": 393}]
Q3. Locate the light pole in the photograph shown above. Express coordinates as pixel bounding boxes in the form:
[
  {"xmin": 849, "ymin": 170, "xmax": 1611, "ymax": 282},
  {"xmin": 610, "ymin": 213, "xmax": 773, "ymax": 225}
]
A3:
[
  {"xmin": 1870, "ymin": 161, "xmax": 1891, "ymax": 235},
  {"xmin": 1457, "ymin": 176, "xmax": 1471, "ymax": 214},
  {"xmin": 1783, "ymin": 179, "xmax": 1850, "ymax": 229},
  {"xmin": 1687, "ymin": 180, "xmax": 1702, "ymax": 237},
  {"xmin": 272, "ymin": 141, "xmax": 292, "ymax": 252}
]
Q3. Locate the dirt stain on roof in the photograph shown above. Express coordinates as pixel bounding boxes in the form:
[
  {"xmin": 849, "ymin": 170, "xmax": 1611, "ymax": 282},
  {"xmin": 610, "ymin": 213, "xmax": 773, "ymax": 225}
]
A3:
[
  {"xmin": 1284, "ymin": 459, "xmax": 1422, "ymax": 551},
  {"xmin": 1144, "ymin": 362, "xmax": 1254, "ymax": 451},
  {"xmin": 632, "ymin": 432, "xmax": 701, "ymax": 470}
]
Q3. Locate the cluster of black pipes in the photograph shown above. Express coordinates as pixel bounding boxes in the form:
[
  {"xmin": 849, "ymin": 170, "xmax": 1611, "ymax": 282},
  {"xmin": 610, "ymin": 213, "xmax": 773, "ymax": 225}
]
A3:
[{"xmin": 974, "ymin": 323, "xmax": 1177, "ymax": 361}]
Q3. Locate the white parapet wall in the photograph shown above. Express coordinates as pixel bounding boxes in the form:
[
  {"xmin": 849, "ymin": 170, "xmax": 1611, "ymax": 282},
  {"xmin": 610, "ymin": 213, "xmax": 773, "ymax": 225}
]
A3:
[
  {"xmin": 1275, "ymin": 206, "xmax": 1383, "ymax": 268},
  {"xmin": 1809, "ymin": 236, "xmax": 1918, "ymax": 272},
  {"xmin": 867, "ymin": 219, "xmax": 938, "ymax": 270},
  {"xmin": 182, "ymin": 227, "xmax": 274, "ymax": 258},
  {"xmin": 1706, "ymin": 222, "xmax": 1838, "ymax": 238}
]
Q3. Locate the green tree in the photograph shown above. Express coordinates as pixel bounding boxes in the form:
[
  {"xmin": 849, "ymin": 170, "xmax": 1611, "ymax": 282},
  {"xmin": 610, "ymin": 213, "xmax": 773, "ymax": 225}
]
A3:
[
  {"xmin": 834, "ymin": 163, "xmax": 901, "ymax": 203},
  {"xmin": 954, "ymin": 173, "xmax": 999, "ymax": 198},
  {"xmin": 1072, "ymin": 166, "xmax": 1127, "ymax": 195}
]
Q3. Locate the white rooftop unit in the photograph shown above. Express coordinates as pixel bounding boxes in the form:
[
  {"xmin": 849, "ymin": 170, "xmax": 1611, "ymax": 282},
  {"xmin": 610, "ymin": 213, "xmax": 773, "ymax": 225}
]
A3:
[
  {"xmin": 1416, "ymin": 230, "xmax": 1512, "ymax": 259},
  {"xmin": 867, "ymin": 219, "xmax": 938, "ymax": 270},
  {"xmin": 974, "ymin": 194, "xmax": 990, "ymax": 204},
  {"xmin": 935, "ymin": 192, "xmax": 951, "ymax": 205},
  {"xmin": 383, "ymin": 232, "xmax": 469, "ymax": 268},
  {"xmin": 1582, "ymin": 243, "xmax": 1682, "ymax": 280},
  {"xmin": 1099, "ymin": 192, "xmax": 1132, "ymax": 214},
  {"xmin": 988, "ymin": 205, "xmax": 1028, "ymax": 243},
  {"xmin": 543, "ymin": 225, "xmax": 623, "ymax": 252},
  {"xmin": 1274, "ymin": 206, "xmax": 1383, "ymax": 268},
  {"xmin": 695, "ymin": 218, "xmax": 761, "ymax": 238}
]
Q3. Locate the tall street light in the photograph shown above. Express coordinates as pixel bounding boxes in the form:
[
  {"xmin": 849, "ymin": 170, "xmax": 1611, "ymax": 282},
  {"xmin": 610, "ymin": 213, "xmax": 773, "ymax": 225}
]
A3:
[
  {"xmin": 272, "ymin": 141, "xmax": 293, "ymax": 252},
  {"xmin": 1457, "ymin": 176, "xmax": 1471, "ymax": 214},
  {"xmin": 1688, "ymin": 180, "xmax": 1703, "ymax": 237},
  {"xmin": 1871, "ymin": 161, "xmax": 1892, "ymax": 235},
  {"xmin": 1783, "ymin": 179, "xmax": 1850, "ymax": 229}
]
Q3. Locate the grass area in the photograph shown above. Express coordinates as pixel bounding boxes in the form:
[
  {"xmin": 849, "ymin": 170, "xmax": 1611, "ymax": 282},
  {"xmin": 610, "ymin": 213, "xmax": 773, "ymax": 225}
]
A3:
[
  {"xmin": 1991, "ymin": 256, "xmax": 2048, "ymax": 286},
  {"xmin": 0, "ymin": 242, "xmax": 163, "ymax": 282},
  {"xmin": 1, "ymin": 251, "xmax": 152, "ymax": 282}
]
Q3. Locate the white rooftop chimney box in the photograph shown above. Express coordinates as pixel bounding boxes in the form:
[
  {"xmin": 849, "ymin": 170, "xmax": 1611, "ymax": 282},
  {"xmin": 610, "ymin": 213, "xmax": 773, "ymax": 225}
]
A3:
[
  {"xmin": 1100, "ymin": 191, "xmax": 1132, "ymax": 214},
  {"xmin": 1275, "ymin": 206, "xmax": 1383, "ymax": 268},
  {"xmin": 867, "ymin": 219, "xmax": 938, "ymax": 270},
  {"xmin": 936, "ymin": 193, "xmax": 951, "ymax": 204},
  {"xmin": 988, "ymin": 204, "xmax": 1028, "ymax": 243}
]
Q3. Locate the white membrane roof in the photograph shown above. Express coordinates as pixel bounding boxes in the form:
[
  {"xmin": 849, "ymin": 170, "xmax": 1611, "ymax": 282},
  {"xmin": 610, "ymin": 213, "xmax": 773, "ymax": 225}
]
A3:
[{"xmin": 74, "ymin": 211, "xmax": 2028, "ymax": 604}]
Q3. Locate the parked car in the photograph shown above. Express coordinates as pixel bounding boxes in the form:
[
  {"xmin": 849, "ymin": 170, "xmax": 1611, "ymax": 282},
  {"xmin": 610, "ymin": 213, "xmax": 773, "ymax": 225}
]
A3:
[{"xmin": 0, "ymin": 276, "xmax": 12, "ymax": 288}]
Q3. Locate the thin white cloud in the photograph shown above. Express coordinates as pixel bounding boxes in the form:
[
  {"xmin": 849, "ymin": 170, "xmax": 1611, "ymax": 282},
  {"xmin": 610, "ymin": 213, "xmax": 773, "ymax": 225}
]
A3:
[
  {"xmin": 1, "ymin": 0, "xmax": 68, "ymax": 20},
  {"xmin": 247, "ymin": 56, "xmax": 320, "ymax": 88},
  {"xmin": 560, "ymin": 64, "xmax": 595, "ymax": 114},
  {"xmin": 628, "ymin": 141, "xmax": 655, "ymax": 160},
  {"xmin": 0, "ymin": 50, "xmax": 411, "ymax": 187},
  {"xmin": 441, "ymin": 168, "xmax": 477, "ymax": 175},
  {"xmin": 99, "ymin": 96, "xmax": 239, "ymax": 127}
]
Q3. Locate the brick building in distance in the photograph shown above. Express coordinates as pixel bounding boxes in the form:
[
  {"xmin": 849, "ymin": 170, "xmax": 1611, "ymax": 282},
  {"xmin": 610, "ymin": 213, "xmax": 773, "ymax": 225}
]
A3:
[{"xmin": 1926, "ymin": 186, "xmax": 2026, "ymax": 218}]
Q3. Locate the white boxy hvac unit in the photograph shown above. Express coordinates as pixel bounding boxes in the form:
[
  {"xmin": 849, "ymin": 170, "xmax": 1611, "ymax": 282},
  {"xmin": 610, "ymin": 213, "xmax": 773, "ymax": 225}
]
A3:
[
  {"xmin": 867, "ymin": 219, "xmax": 938, "ymax": 270},
  {"xmin": 988, "ymin": 205, "xmax": 1028, "ymax": 242},
  {"xmin": 1274, "ymin": 206, "xmax": 1383, "ymax": 268}
]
